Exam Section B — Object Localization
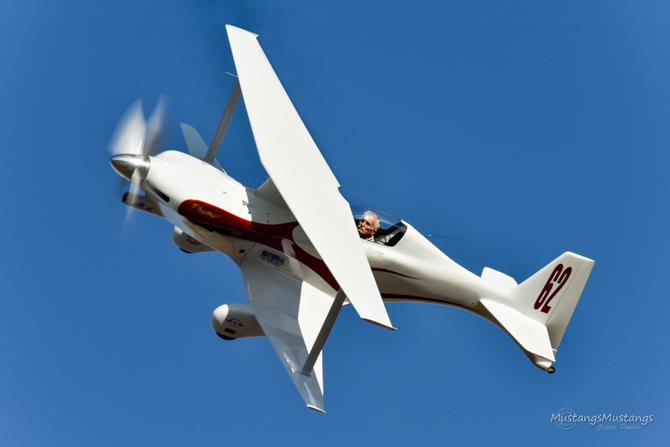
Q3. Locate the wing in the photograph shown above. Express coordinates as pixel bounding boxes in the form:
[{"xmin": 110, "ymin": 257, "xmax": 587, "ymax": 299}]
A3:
[
  {"xmin": 240, "ymin": 254, "xmax": 336, "ymax": 412},
  {"xmin": 226, "ymin": 25, "xmax": 393, "ymax": 330}
]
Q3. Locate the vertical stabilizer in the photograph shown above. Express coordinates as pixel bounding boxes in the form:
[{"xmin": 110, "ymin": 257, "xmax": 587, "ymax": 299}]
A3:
[{"xmin": 512, "ymin": 252, "xmax": 594, "ymax": 350}]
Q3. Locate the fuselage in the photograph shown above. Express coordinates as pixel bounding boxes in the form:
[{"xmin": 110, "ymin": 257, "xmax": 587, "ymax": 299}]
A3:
[{"xmin": 135, "ymin": 150, "xmax": 511, "ymax": 325}]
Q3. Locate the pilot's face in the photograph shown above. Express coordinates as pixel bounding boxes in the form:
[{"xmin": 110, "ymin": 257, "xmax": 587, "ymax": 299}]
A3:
[{"xmin": 357, "ymin": 214, "xmax": 377, "ymax": 239}]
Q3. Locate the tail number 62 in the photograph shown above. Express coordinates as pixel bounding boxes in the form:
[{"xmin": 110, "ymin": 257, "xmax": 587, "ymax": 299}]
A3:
[{"xmin": 534, "ymin": 264, "xmax": 572, "ymax": 314}]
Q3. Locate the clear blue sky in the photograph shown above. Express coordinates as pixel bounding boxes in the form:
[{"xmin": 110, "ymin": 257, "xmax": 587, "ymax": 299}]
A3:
[{"xmin": 1, "ymin": 1, "xmax": 667, "ymax": 445}]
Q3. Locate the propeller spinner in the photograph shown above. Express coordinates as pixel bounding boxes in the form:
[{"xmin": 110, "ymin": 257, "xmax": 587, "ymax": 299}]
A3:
[{"xmin": 108, "ymin": 97, "xmax": 166, "ymax": 222}]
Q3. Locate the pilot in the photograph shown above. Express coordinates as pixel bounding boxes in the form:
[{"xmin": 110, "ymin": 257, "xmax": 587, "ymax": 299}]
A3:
[{"xmin": 357, "ymin": 210, "xmax": 381, "ymax": 242}]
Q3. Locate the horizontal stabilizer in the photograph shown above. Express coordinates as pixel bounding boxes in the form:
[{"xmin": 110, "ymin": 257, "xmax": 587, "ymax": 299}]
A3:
[{"xmin": 480, "ymin": 298, "xmax": 555, "ymax": 362}]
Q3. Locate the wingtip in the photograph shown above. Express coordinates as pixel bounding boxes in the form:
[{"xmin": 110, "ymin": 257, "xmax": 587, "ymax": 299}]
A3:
[
  {"xmin": 362, "ymin": 318, "xmax": 397, "ymax": 331},
  {"xmin": 307, "ymin": 405, "xmax": 326, "ymax": 414},
  {"xmin": 225, "ymin": 24, "xmax": 259, "ymax": 39}
]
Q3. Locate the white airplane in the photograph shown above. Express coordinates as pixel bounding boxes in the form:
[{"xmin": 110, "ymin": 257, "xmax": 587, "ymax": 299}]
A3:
[{"xmin": 109, "ymin": 25, "xmax": 594, "ymax": 413}]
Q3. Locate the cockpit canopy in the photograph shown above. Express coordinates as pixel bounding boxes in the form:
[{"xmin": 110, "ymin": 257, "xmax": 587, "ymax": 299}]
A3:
[{"xmin": 351, "ymin": 206, "xmax": 407, "ymax": 247}]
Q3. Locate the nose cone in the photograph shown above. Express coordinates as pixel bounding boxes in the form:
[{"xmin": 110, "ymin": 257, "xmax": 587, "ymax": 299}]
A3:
[{"xmin": 110, "ymin": 154, "xmax": 150, "ymax": 183}]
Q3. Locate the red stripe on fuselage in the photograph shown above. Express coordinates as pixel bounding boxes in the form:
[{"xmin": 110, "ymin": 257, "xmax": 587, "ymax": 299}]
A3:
[
  {"xmin": 371, "ymin": 268, "xmax": 421, "ymax": 280},
  {"xmin": 178, "ymin": 200, "xmax": 339, "ymax": 290}
]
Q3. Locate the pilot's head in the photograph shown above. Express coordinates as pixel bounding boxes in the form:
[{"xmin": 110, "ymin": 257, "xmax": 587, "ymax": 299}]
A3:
[{"xmin": 357, "ymin": 211, "xmax": 380, "ymax": 240}]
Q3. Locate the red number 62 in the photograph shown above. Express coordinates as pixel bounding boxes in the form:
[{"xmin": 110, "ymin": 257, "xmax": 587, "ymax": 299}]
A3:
[{"xmin": 534, "ymin": 264, "xmax": 572, "ymax": 314}]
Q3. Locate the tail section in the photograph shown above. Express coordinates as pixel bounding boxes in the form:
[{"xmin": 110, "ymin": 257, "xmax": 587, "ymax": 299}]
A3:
[{"xmin": 480, "ymin": 252, "xmax": 594, "ymax": 371}]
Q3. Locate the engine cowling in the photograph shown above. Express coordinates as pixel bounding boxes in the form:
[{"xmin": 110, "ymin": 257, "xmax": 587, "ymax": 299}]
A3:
[{"xmin": 211, "ymin": 303, "xmax": 264, "ymax": 340}]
